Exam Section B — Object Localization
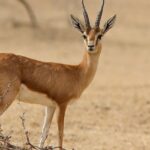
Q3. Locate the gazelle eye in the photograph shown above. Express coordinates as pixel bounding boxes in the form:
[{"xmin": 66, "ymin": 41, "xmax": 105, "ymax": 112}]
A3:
[
  {"xmin": 98, "ymin": 35, "xmax": 102, "ymax": 40},
  {"xmin": 82, "ymin": 35, "xmax": 87, "ymax": 39}
]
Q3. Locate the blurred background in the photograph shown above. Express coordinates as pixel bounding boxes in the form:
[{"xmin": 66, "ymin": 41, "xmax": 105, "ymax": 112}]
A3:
[{"xmin": 0, "ymin": 0, "xmax": 150, "ymax": 149}]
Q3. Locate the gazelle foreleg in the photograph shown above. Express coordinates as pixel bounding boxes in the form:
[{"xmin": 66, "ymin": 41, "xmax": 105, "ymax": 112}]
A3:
[
  {"xmin": 39, "ymin": 106, "xmax": 56, "ymax": 148},
  {"xmin": 57, "ymin": 104, "xmax": 67, "ymax": 150}
]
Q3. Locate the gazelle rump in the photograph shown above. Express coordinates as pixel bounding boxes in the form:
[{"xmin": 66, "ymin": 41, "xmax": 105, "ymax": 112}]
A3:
[{"xmin": 0, "ymin": 0, "xmax": 116, "ymax": 149}]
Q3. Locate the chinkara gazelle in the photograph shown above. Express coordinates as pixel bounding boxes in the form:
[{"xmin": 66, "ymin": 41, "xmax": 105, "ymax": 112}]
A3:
[{"xmin": 0, "ymin": 0, "xmax": 116, "ymax": 149}]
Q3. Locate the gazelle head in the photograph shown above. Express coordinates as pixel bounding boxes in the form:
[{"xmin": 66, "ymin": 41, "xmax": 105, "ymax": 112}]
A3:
[{"xmin": 71, "ymin": 0, "xmax": 116, "ymax": 53}]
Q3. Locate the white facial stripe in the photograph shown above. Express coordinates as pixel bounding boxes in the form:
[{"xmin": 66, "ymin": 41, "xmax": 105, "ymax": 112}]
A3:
[
  {"xmin": 88, "ymin": 41, "xmax": 94, "ymax": 46},
  {"xmin": 83, "ymin": 32, "xmax": 87, "ymax": 36}
]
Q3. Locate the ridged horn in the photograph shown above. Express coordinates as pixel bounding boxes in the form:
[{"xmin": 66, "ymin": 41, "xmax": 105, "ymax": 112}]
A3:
[
  {"xmin": 81, "ymin": 0, "xmax": 91, "ymax": 28},
  {"xmin": 95, "ymin": 0, "xmax": 105, "ymax": 28}
]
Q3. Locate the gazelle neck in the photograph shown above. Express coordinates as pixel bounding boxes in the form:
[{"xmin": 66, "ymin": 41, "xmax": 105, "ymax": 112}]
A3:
[{"xmin": 79, "ymin": 44, "xmax": 102, "ymax": 88}]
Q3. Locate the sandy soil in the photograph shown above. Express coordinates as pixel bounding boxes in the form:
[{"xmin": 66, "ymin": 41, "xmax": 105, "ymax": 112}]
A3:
[{"xmin": 0, "ymin": 0, "xmax": 150, "ymax": 149}]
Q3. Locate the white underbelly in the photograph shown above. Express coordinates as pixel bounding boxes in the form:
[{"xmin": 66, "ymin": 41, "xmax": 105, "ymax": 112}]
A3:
[{"xmin": 16, "ymin": 84, "xmax": 56, "ymax": 107}]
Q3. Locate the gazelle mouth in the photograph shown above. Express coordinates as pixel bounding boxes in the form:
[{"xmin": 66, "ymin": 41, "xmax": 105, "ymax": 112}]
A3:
[
  {"xmin": 87, "ymin": 48, "xmax": 95, "ymax": 52},
  {"xmin": 88, "ymin": 47, "xmax": 94, "ymax": 51},
  {"xmin": 88, "ymin": 45, "xmax": 95, "ymax": 51}
]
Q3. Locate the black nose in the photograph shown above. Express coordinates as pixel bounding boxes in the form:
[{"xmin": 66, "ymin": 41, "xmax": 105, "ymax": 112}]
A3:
[
  {"xmin": 88, "ymin": 45, "xmax": 94, "ymax": 48},
  {"xmin": 88, "ymin": 45, "xmax": 94, "ymax": 50}
]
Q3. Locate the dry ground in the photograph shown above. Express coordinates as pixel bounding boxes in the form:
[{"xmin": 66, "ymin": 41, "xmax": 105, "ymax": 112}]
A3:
[{"xmin": 0, "ymin": 0, "xmax": 150, "ymax": 149}]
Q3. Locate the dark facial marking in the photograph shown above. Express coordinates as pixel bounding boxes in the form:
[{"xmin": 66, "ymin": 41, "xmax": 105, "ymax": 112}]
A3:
[{"xmin": 82, "ymin": 35, "xmax": 87, "ymax": 40}]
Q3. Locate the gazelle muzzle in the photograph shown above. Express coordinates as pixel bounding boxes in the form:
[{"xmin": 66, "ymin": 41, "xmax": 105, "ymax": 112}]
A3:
[{"xmin": 87, "ymin": 41, "xmax": 95, "ymax": 51}]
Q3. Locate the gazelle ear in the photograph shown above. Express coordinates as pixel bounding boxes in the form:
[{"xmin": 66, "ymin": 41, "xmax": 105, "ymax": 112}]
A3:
[
  {"xmin": 70, "ymin": 14, "xmax": 85, "ymax": 33},
  {"xmin": 102, "ymin": 15, "xmax": 116, "ymax": 35}
]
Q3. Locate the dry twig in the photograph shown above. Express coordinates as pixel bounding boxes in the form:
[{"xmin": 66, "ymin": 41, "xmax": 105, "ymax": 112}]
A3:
[
  {"xmin": 0, "ymin": 124, "xmax": 74, "ymax": 150},
  {"xmin": 20, "ymin": 113, "xmax": 39, "ymax": 150},
  {"xmin": 17, "ymin": 0, "xmax": 38, "ymax": 28}
]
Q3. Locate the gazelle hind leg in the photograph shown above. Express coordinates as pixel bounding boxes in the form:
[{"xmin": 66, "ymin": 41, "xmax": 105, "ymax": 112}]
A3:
[
  {"xmin": 0, "ymin": 78, "xmax": 20, "ymax": 116},
  {"xmin": 39, "ymin": 106, "xmax": 56, "ymax": 148}
]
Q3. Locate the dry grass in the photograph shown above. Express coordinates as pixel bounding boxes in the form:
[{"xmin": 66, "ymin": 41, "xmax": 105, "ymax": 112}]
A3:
[
  {"xmin": 0, "ymin": 0, "xmax": 150, "ymax": 149},
  {"xmin": 0, "ymin": 114, "xmax": 73, "ymax": 150}
]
